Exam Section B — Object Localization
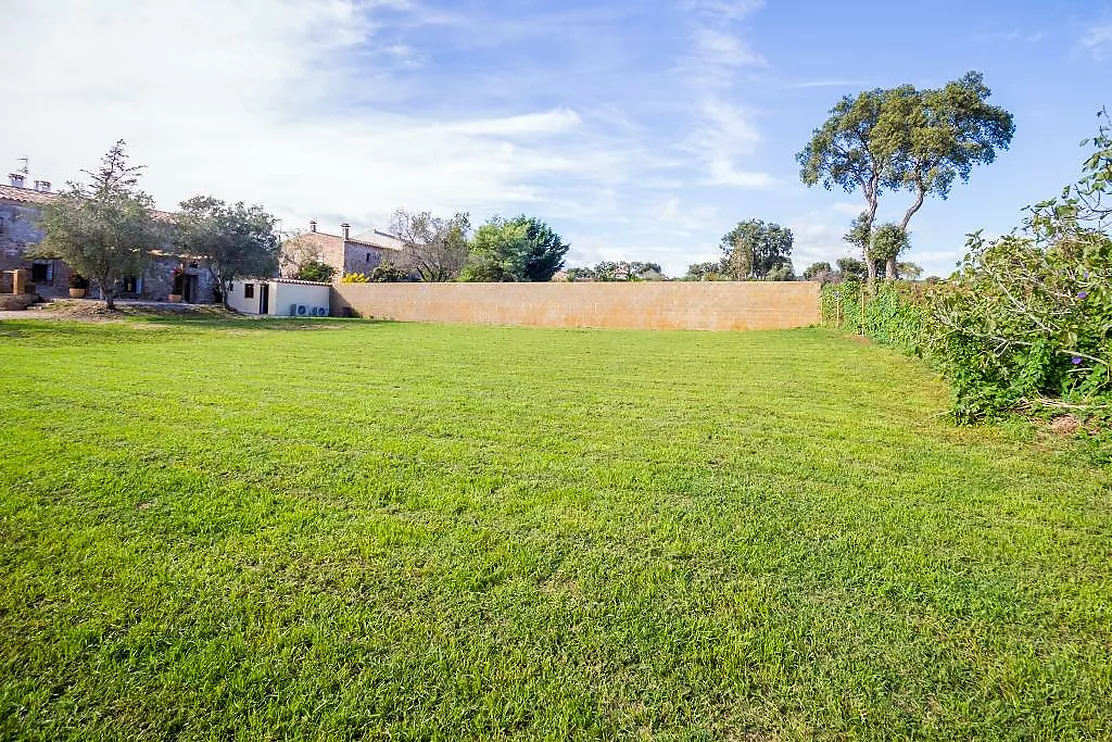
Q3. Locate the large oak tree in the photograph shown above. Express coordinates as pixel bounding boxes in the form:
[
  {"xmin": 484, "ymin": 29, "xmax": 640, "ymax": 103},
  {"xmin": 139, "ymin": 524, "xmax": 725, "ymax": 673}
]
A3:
[{"xmin": 798, "ymin": 71, "xmax": 1014, "ymax": 286}]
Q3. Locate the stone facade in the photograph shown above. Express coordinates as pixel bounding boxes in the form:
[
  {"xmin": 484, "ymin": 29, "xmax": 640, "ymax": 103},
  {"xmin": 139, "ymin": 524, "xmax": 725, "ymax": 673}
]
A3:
[
  {"xmin": 282, "ymin": 223, "xmax": 404, "ymax": 280},
  {"xmin": 0, "ymin": 182, "xmax": 215, "ymax": 303}
]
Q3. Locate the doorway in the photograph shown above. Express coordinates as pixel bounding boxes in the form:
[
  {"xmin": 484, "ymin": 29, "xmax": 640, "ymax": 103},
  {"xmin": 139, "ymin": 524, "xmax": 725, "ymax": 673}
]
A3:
[
  {"xmin": 259, "ymin": 283, "xmax": 270, "ymax": 315},
  {"xmin": 183, "ymin": 274, "xmax": 199, "ymax": 303}
]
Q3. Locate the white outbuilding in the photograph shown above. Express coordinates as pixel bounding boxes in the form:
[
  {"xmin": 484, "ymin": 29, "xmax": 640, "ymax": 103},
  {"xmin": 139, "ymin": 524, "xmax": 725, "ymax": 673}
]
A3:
[{"xmin": 226, "ymin": 278, "xmax": 332, "ymax": 317}]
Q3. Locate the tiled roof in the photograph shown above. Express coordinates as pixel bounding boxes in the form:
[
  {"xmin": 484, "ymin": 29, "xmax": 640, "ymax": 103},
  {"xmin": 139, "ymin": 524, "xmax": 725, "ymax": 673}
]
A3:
[
  {"xmin": 0, "ymin": 184, "xmax": 57, "ymax": 206},
  {"xmin": 284, "ymin": 229, "xmax": 404, "ymax": 252},
  {"xmin": 352, "ymin": 228, "xmax": 404, "ymax": 251},
  {"xmin": 0, "ymin": 183, "xmax": 176, "ymax": 221},
  {"xmin": 272, "ymin": 278, "xmax": 332, "ymax": 286}
]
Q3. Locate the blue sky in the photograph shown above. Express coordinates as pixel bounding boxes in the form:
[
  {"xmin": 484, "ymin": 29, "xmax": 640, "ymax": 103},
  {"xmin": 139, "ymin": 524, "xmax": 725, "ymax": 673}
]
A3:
[{"xmin": 3, "ymin": 0, "xmax": 1111, "ymax": 276}]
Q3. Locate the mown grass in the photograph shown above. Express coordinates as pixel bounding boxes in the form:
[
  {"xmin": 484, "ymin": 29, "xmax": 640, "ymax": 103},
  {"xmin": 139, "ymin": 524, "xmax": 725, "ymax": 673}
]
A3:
[{"xmin": 0, "ymin": 318, "xmax": 1109, "ymax": 740}]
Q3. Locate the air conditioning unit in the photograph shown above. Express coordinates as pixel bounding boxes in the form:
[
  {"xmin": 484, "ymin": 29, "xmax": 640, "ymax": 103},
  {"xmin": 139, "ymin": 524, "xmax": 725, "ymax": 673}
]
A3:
[
  {"xmin": 296, "ymin": 304, "xmax": 308, "ymax": 316},
  {"xmin": 316, "ymin": 306, "xmax": 329, "ymax": 317}
]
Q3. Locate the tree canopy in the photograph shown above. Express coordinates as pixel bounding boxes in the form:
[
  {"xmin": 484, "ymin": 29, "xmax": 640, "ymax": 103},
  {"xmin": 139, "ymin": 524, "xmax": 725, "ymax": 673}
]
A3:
[
  {"xmin": 390, "ymin": 209, "xmax": 472, "ymax": 282},
  {"xmin": 683, "ymin": 260, "xmax": 727, "ymax": 281},
  {"xmin": 798, "ymin": 71, "xmax": 1014, "ymax": 286},
  {"xmin": 461, "ymin": 215, "xmax": 569, "ymax": 282},
  {"xmin": 720, "ymin": 219, "xmax": 794, "ymax": 280},
  {"xmin": 34, "ymin": 141, "xmax": 163, "ymax": 309},
  {"xmin": 175, "ymin": 196, "xmax": 280, "ymax": 306},
  {"xmin": 569, "ymin": 261, "xmax": 665, "ymax": 282}
]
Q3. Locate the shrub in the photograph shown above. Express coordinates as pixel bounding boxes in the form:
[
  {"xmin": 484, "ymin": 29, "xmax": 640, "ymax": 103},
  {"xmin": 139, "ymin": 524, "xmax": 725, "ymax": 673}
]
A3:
[
  {"xmin": 342, "ymin": 272, "xmax": 369, "ymax": 283},
  {"xmin": 928, "ymin": 226, "xmax": 1110, "ymax": 420},
  {"xmin": 295, "ymin": 260, "xmax": 336, "ymax": 283},
  {"xmin": 369, "ymin": 263, "xmax": 411, "ymax": 282},
  {"xmin": 69, "ymin": 273, "xmax": 89, "ymax": 290}
]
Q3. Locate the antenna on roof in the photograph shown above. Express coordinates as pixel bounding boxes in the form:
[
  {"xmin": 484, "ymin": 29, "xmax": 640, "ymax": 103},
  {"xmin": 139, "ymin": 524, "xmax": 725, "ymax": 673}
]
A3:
[{"xmin": 16, "ymin": 157, "xmax": 29, "ymax": 175}]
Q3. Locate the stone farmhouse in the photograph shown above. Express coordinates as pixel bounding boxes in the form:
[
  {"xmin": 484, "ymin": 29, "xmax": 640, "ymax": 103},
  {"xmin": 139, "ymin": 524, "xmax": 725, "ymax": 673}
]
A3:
[
  {"xmin": 282, "ymin": 221, "xmax": 404, "ymax": 279},
  {"xmin": 0, "ymin": 171, "xmax": 216, "ymax": 302}
]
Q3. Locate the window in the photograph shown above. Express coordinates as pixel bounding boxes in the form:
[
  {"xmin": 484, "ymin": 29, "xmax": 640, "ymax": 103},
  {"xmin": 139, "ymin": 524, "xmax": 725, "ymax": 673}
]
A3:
[
  {"xmin": 0, "ymin": 216, "xmax": 6, "ymax": 235},
  {"xmin": 31, "ymin": 259, "xmax": 53, "ymax": 285},
  {"xmin": 122, "ymin": 276, "xmax": 139, "ymax": 293},
  {"xmin": 244, "ymin": 283, "xmax": 255, "ymax": 298},
  {"xmin": 366, "ymin": 252, "xmax": 372, "ymax": 263}
]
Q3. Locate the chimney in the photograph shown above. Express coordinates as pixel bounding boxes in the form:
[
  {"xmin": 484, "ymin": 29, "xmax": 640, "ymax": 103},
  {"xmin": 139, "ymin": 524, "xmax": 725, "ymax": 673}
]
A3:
[
  {"xmin": 8, "ymin": 173, "xmax": 25, "ymax": 188},
  {"xmin": 309, "ymin": 220, "xmax": 317, "ymax": 233},
  {"xmin": 341, "ymin": 223, "xmax": 351, "ymax": 241},
  {"xmin": 34, "ymin": 180, "xmax": 51, "ymax": 193}
]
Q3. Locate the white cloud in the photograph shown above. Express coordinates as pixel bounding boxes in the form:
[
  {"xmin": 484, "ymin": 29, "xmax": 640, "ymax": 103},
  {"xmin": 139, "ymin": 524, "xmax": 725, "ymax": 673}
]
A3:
[
  {"xmin": 787, "ymin": 221, "xmax": 854, "ymax": 270},
  {"xmin": 785, "ymin": 80, "xmax": 871, "ymax": 90},
  {"xmin": 693, "ymin": 28, "xmax": 768, "ymax": 70},
  {"xmin": 680, "ymin": 0, "xmax": 765, "ymax": 21},
  {"xmin": 678, "ymin": 0, "xmax": 772, "ymax": 189},
  {"xmin": 0, "ymin": 0, "xmax": 624, "ymax": 236},
  {"xmin": 656, "ymin": 197, "xmax": 721, "ymax": 233},
  {"xmin": 445, "ymin": 109, "xmax": 583, "ymax": 137},
  {"xmin": 831, "ymin": 202, "xmax": 864, "ymax": 217},
  {"xmin": 1081, "ymin": 23, "xmax": 1112, "ymax": 60}
]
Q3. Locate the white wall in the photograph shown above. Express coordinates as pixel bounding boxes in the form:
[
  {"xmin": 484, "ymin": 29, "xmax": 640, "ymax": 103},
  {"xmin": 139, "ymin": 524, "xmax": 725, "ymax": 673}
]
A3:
[
  {"xmin": 271, "ymin": 282, "xmax": 331, "ymax": 316},
  {"xmin": 227, "ymin": 280, "xmax": 263, "ymax": 314}
]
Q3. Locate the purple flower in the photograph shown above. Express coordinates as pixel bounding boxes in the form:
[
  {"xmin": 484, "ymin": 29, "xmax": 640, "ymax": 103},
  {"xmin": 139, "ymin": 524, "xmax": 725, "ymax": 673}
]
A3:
[
  {"xmin": 1072, "ymin": 357, "xmax": 1083, "ymax": 365},
  {"xmin": 1077, "ymin": 291, "xmax": 1089, "ymax": 300}
]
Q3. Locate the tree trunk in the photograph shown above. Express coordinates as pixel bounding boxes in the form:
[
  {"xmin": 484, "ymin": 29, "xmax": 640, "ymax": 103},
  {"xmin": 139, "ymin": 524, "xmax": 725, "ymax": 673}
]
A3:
[
  {"xmin": 864, "ymin": 253, "xmax": 877, "ymax": 286},
  {"xmin": 884, "ymin": 256, "xmax": 898, "ymax": 281},
  {"xmin": 889, "ymin": 183, "xmax": 927, "ymax": 282},
  {"xmin": 98, "ymin": 278, "xmax": 116, "ymax": 310},
  {"xmin": 863, "ymin": 191, "xmax": 880, "ymax": 292}
]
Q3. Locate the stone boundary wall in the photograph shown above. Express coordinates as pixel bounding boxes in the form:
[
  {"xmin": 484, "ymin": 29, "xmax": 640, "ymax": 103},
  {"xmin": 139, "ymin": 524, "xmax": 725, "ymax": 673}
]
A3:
[{"xmin": 331, "ymin": 281, "xmax": 821, "ymax": 331}]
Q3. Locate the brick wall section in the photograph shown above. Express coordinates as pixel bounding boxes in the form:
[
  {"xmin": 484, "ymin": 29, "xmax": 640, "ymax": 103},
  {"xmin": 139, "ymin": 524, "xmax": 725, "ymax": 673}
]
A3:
[{"xmin": 332, "ymin": 281, "xmax": 821, "ymax": 330}]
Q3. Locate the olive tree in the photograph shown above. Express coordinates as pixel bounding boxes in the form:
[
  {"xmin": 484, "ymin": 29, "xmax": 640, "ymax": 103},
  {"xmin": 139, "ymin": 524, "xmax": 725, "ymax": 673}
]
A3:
[
  {"xmin": 175, "ymin": 196, "xmax": 280, "ymax": 307},
  {"xmin": 35, "ymin": 140, "xmax": 163, "ymax": 309}
]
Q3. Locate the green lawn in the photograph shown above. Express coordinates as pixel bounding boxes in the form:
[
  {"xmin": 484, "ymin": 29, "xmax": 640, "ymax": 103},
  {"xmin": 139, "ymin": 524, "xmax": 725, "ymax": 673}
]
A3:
[{"xmin": 1, "ymin": 318, "xmax": 1109, "ymax": 740}]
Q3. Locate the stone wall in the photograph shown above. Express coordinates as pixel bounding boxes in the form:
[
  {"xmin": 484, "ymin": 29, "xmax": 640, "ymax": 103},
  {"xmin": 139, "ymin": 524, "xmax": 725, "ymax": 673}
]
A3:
[
  {"xmin": 342, "ymin": 244, "xmax": 389, "ymax": 277},
  {"xmin": 332, "ymin": 281, "xmax": 821, "ymax": 331},
  {"xmin": 0, "ymin": 200, "xmax": 215, "ymax": 303}
]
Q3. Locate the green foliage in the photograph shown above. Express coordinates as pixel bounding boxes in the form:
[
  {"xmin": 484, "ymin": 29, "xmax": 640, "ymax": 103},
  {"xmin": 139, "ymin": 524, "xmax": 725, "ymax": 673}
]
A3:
[
  {"xmin": 870, "ymin": 224, "xmax": 910, "ymax": 264},
  {"xmin": 896, "ymin": 261, "xmax": 923, "ymax": 280},
  {"xmin": 461, "ymin": 215, "xmax": 569, "ymax": 282},
  {"xmin": 720, "ymin": 219, "xmax": 793, "ymax": 279},
  {"xmin": 570, "ymin": 261, "xmax": 665, "ymax": 282},
  {"xmin": 34, "ymin": 140, "xmax": 163, "ymax": 309},
  {"xmin": 929, "ymin": 228, "xmax": 1110, "ymax": 420},
  {"xmin": 823, "ymin": 113, "xmax": 1112, "ymax": 422},
  {"xmin": 836, "ymin": 257, "xmax": 867, "ymax": 281},
  {"xmin": 821, "ymin": 281, "xmax": 928, "ymax": 353},
  {"xmin": 799, "ymin": 72, "xmax": 1014, "ymax": 285},
  {"xmin": 368, "ymin": 262, "xmax": 411, "ymax": 282},
  {"xmin": 682, "ymin": 260, "xmax": 727, "ymax": 281},
  {"xmin": 764, "ymin": 262, "xmax": 796, "ymax": 281},
  {"xmin": 294, "ymin": 260, "xmax": 336, "ymax": 283},
  {"xmin": 390, "ymin": 209, "xmax": 472, "ymax": 282},
  {"xmin": 802, "ymin": 261, "xmax": 832, "ymax": 281},
  {"xmin": 68, "ymin": 273, "xmax": 88, "ymax": 290},
  {"xmin": 176, "ymin": 196, "xmax": 280, "ymax": 305}
]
